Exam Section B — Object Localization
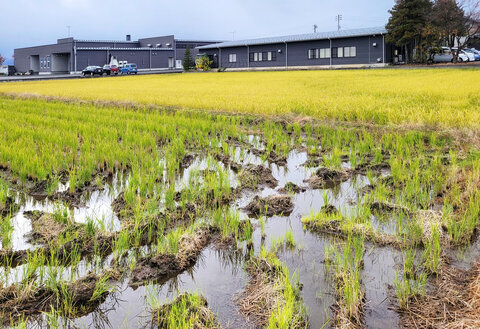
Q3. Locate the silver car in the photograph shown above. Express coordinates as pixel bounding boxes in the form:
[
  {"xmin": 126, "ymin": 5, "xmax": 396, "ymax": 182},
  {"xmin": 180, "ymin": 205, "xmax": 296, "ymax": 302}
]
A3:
[{"xmin": 428, "ymin": 47, "xmax": 468, "ymax": 63}]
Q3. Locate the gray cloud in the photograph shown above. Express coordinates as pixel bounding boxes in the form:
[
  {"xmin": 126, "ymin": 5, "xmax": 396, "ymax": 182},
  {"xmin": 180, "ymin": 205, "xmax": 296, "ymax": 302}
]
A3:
[{"xmin": 1, "ymin": 0, "xmax": 394, "ymax": 62}]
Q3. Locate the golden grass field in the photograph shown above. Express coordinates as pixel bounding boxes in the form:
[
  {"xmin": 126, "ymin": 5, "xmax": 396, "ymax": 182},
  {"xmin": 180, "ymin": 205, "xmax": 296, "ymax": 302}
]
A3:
[{"xmin": 1, "ymin": 68, "xmax": 480, "ymax": 128}]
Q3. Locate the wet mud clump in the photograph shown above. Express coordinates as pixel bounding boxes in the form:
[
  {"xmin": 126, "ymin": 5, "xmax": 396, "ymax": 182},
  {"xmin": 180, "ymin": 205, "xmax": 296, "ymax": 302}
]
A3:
[
  {"xmin": 238, "ymin": 164, "xmax": 278, "ymax": 190},
  {"xmin": 306, "ymin": 167, "xmax": 350, "ymax": 189},
  {"xmin": 321, "ymin": 204, "xmax": 339, "ymax": 215},
  {"xmin": 370, "ymin": 201, "xmax": 412, "ymax": 216},
  {"xmin": 28, "ymin": 180, "xmax": 50, "ymax": 199},
  {"xmin": 180, "ymin": 153, "xmax": 195, "ymax": 169},
  {"xmin": 111, "ymin": 192, "xmax": 130, "ymax": 219},
  {"xmin": 236, "ymin": 254, "xmax": 307, "ymax": 328},
  {"xmin": 0, "ymin": 196, "xmax": 18, "ymax": 217},
  {"xmin": 130, "ymin": 226, "xmax": 217, "ymax": 287},
  {"xmin": 0, "ymin": 270, "xmax": 117, "ymax": 325},
  {"xmin": 213, "ymin": 153, "xmax": 241, "ymax": 172},
  {"xmin": 244, "ymin": 195, "xmax": 294, "ymax": 218},
  {"xmin": 24, "ymin": 211, "xmax": 68, "ymax": 244},
  {"xmin": 251, "ymin": 149, "xmax": 287, "ymax": 166},
  {"xmin": 151, "ymin": 293, "xmax": 220, "ymax": 329},
  {"xmin": 278, "ymin": 182, "xmax": 307, "ymax": 194}
]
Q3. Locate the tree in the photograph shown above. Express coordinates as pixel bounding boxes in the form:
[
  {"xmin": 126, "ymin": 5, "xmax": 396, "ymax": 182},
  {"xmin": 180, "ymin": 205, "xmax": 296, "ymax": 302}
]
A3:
[
  {"xmin": 386, "ymin": 0, "xmax": 433, "ymax": 63},
  {"xmin": 195, "ymin": 55, "xmax": 213, "ymax": 71},
  {"xmin": 432, "ymin": 0, "xmax": 466, "ymax": 61},
  {"xmin": 0, "ymin": 54, "xmax": 5, "ymax": 65},
  {"xmin": 182, "ymin": 45, "xmax": 195, "ymax": 71}
]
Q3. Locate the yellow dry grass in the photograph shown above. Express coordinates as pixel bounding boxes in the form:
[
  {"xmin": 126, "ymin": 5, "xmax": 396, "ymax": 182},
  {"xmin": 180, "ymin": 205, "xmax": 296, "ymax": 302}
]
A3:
[{"xmin": 1, "ymin": 68, "xmax": 480, "ymax": 128}]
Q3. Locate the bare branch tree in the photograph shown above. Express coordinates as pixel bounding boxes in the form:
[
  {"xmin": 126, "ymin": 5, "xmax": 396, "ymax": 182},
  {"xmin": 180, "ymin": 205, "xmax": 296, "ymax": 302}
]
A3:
[
  {"xmin": 0, "ymin": 54, "xmax": 5, "ymax": 65},
  {"xmin": 456, "ymin": 0, "xmax": 480, "ymax": 50}
]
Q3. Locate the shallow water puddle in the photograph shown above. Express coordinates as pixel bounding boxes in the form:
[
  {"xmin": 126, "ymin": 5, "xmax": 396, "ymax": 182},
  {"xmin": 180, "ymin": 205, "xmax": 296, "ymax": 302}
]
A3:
[
  {"xmin": 71, "ymin": 247, "xmax": 249, "ymax": 329},
  {"xmin": 5, "ymin": 175, "xmax": 124, "ymax": 250},
  {"xmin": 253, "ymin": 214, "xmax": 336, "ymax": 328},
  {"xmin": 362, "ymin": 245, "xmax": 401, "ymax": 328}
]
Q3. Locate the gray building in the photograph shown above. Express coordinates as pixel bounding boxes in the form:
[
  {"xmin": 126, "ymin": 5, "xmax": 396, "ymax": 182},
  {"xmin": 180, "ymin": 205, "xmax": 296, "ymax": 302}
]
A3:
[
  {"xmin": 196, "ymin": 27, "xmax": 392, "ymax": 70},
  {"xmin": 14, "ymin": 35, "xmax": 220, "ymax": 74}
]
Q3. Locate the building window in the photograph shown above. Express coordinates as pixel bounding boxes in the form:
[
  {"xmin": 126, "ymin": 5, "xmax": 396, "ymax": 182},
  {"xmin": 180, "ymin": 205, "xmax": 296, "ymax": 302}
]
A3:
[
  {"xmin": 332, "ymin": 47, "xmax": 344, "ymax": 58},
  {"xmin": 319, "ymin": 48, "xmax": 331, "ymax": 59},
  {"xmin": 249, "ymin": 51, "xmax": 276, "ymax": 62},
  {"xmin": 46, "ymin": 56, "xmax": 51, "ymax": 68},
  {"xmin": 229, "ymin": 54, "xmax": 237, "ymax": 63},
  {"xmin": 344, "ymin": 46, "xmax": 356, "ymax": 58},
  {"xmin": 308, "ymin": 48, "xmax": 331, "ymax": 59}
]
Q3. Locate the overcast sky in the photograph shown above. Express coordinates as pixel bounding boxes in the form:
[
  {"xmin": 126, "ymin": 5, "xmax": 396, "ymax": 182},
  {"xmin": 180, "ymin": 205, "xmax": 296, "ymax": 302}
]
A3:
[{"xmin": 1, "ymin": 0, "xmax": 394, "ymax": 64}]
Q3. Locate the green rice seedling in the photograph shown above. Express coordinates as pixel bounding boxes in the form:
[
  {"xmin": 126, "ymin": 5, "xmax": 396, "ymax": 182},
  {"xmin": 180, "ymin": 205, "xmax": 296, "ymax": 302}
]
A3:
[
  {"xmin": 285, "ymin": 230, "xmax": 296, "ymax": 249},
  {"xmin": 324, "ymin": 234, "xmax": 364, "ymax": 323},
  {"xmin": 348, "ymin": 149, "xmax": 358, "ymax": 169},
  {"xmin": 151, "ymin": 292, "xmax": 220, "ymax": 329},
  {"xmin": 52, "ymin": 203, "xmax": 69, "ymax": 225},
  {"xmin": 113, "ymin": 229, "xmax": 131, "ymax": 260},
  {"xmin": 85, "ymin": 217, "xmax": 96, "ymax": 237},
  {"xmin": 90, "ymin": 273, "xmax": 113, "ymax": 302},
  {"xmin": 68, "ymin": 168, "xmax": 78, "ymax": 194},
  {"xmin": 44, "ymin": 306, "xmax": 64, "ymax": 329},
  {"xmin": 422, "ymin": 224, "xmax": 441, "ymax": 274},
  {"xmin": 322, "ymin": 190, "xmax": 330, "ymax": 208},
  {"xmin": 45, "ymin": 174, "xmax": 60, "ymax": 196},
  {"xmin": 56, "ymin": 282, "xmax": 75, "ymax": 317},
  {"xmin": 10, "ymin": 316, "xmax": 28, "ymax": 329},
  {"xmin": 145, "ymin": 284, "xmax": 161, "ymax": 310},
  {"xmin": 243, "ymin": 221, "xmax": 253, "ymax": 248},
  {"xmin": 95, "ymin": 175, "xmax": 104, "ymax": 189},
  {"xmin": 259, "ymin": 216, "xmax": 266, "ymax": 240},
  {"xmin": 0, "ymin": 214, "xmax": 13, "ymax": 249}
]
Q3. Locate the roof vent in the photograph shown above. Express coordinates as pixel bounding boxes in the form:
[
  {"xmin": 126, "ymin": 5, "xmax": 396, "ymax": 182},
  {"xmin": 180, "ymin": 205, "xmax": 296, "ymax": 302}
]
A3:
[
  {"xmin": 156, "ymin": 43, "xmax": 161, "ymax": 48},
  {"xmin": 147, "ymin": 44, "xmax": 152, "ymax": 47},
  {"xmin": 126, "ymin": 34, "xmax": 131, "ymax": 41},
  {"xmin": 166, "ymin": 43, "xmax": 171, "ymax": 47}
]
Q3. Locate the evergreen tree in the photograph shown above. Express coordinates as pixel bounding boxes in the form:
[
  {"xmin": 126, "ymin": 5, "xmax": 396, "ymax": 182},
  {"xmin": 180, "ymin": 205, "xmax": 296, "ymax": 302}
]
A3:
[
  {"xmin": 386, "ymin": 0, "xmax": 433, "ymax": 63},
  {"xmin": 183, "ymin": 45, "xmax": 195, "ymax": 71}
]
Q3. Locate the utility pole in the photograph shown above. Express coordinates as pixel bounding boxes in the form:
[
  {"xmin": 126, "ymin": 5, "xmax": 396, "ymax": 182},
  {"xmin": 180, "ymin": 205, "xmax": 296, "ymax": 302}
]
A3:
[
  {"xmin": 335, "ymin": 15, "xmax": 342, "ymax": 31},
  {"xmin": 66, "ymin": 25, "xmax": 71, "ymax": 37},
  {"xmin": 230, "ymin": 31, "xmax": 236, "ymax": 40},
  {"xmin": 313, "ymin": 24, "xmax": 318, "ymax": 33}
]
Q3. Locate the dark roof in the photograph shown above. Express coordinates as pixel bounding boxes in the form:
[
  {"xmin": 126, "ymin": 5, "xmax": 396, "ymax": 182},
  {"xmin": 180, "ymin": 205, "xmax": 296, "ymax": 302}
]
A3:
[{"xmin": 197, "ymin": 26, "xmax": 387, "ymax": 49}]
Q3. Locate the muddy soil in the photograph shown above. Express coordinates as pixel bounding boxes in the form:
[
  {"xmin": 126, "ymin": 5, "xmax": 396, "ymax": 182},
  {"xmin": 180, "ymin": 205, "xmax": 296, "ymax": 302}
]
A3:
[
  {"xmin": 370, "ymin": 201, "xmax": 413, "ymax": 216},
  {"xmin": 244, "ymin": 195, "xmax": 294, "ymax": 218},
  {"xmin": 250, "ymin": 149, "xmax": 288, "ymax": 166},
  {"xmin": 213, "ymin": 153, "xmax": 242, "ymax": 172},
  {"xmin": 0, "ymin": 270, "xmax": 119, "ymax": 325},
  {"xmin": 130, "ymin": 226, "xmax": 218, "ymax": 287},
  {"xmin": 278, "ymin": 182, "xmax": 307, "ymax": 194},
  {"xmin": 239, "ymin": 164, "xmax": 278, "ymax": 189},
  {"xmin": 306, "ymin": 167, "xmax": 351, "ymax": 189},
  {"xmin": 0, "ymin": 196, "xmax": 18, "ymax": 217}
]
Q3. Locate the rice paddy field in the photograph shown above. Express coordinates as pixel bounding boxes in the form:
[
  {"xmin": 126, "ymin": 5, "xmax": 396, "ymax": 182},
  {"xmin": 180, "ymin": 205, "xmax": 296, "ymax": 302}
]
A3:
[{"xmin": 0, "ymin": 68, "xmax": 480, "ymax": 329}]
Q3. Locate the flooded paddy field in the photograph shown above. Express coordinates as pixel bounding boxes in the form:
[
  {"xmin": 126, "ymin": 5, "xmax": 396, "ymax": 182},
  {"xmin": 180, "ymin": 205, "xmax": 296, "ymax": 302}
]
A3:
[{"xmin": 1, "ymin": 96, "xmax": 479, "ymax": 328}]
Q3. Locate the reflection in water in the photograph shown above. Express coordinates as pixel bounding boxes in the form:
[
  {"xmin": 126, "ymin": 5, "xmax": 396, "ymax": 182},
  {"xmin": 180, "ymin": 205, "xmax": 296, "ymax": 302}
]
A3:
[{"xmin": 5, "ymin": 148, "xmax": 406, "ymax": 329}]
